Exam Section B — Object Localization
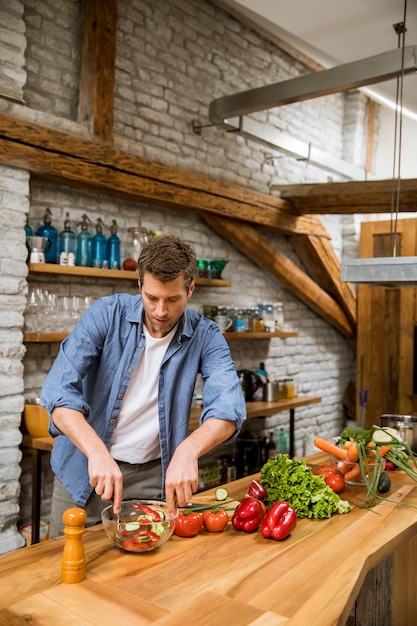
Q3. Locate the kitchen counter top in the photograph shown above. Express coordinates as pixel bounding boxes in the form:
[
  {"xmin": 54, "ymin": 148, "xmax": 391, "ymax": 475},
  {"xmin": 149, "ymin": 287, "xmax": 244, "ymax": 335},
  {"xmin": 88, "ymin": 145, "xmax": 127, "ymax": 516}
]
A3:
[{"xmin": 2, "ymin": 452, "xmax": 417, "ymax": 625}]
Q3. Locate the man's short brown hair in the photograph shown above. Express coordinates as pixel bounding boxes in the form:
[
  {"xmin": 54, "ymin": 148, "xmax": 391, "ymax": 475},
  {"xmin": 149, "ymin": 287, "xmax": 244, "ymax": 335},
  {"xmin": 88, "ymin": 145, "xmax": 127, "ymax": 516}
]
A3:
[{"xmin": 138, "ymin": 234, "xmax": 196, "ymax": 291}]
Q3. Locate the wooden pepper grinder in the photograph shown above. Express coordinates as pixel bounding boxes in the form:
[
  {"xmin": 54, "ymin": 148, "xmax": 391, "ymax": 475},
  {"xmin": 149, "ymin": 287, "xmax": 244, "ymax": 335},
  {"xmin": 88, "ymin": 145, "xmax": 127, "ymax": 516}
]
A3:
[{"xmin": 61, "ymin": 507, "xmax": 87, "ymax": 584}]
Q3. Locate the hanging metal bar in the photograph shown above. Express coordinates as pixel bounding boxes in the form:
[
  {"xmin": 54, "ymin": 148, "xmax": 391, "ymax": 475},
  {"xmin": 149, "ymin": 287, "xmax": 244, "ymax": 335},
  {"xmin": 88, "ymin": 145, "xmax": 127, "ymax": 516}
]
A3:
[{"xmin": 209, "ymin": 46, "xmax": 417, "ymax": 124}]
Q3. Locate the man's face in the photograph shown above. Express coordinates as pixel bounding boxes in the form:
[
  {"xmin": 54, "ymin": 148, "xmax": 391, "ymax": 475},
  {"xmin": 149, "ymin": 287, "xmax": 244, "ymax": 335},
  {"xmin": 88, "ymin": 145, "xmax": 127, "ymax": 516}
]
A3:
[{"xmin": 139, "ymin": 272, "xmax": 194, "ymax": 337}]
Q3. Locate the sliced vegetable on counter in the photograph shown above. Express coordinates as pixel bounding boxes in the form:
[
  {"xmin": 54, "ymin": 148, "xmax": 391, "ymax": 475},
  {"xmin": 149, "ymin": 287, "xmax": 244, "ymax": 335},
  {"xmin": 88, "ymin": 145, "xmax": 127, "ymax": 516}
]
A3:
[
  {"xmin": 260, "ymin": 501, "xmax": 297, "ymax": 541},
  {"xmin": 215, "ymin": 487, "xmax": 229, "ymax": 501},
  {"xmin": 260, "ymin": 454, "xmax": 351, "ymax": 519},
  {"xmin": 231, "ymin": 497, "xmax": 266, "ymax": 532}
]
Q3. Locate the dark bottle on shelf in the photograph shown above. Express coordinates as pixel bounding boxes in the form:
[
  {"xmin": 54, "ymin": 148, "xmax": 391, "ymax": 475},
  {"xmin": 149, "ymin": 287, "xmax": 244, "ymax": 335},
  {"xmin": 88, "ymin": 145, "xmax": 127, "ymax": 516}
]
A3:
[{"xmin": 267, "ymin": 431, "xmax": 277, "ymax": 459}]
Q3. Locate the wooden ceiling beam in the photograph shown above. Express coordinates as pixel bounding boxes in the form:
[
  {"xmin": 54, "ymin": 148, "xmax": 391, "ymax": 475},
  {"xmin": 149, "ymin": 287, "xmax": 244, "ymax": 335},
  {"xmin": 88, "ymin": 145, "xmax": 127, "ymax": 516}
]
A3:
[
  {"xmin": 274, "ymin": 179, "xmax": 417, "ymax": 214},
  {"xmin": 290, "ymin": 235, "xmax": 357, "ymax": 328},
  {"xmin": 204, "ymin": 214, "xmax": 355, "ymax": 340},
  {"xmin": 0, "ymin": 114, "xmax": 329, "ymax": 238},
  {"xmin": 77, "ymin": 0, "xmax": 118, "ymax": 143}
]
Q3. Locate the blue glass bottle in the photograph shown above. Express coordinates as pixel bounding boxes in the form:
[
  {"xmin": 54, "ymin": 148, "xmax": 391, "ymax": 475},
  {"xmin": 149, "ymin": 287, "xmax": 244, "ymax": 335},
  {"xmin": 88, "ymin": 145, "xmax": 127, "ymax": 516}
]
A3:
[
  {"xmin": 58, "ymin": 212, "xmax": 76, "ymax": 264},
  {"xmin": 106, "ymin": 219, "xmax": 121, "ymax": 270},
  {"xmin": 25, "ymin": 217, "xmax": 33, "ymax": 263},
  {"xmin": 76, "ymin": 214, "xmax": 92, "ymax": 267},
  {"xmin": 91, "ymin": 217, "xmax": 107, "ymax": 268},
  {"xmin": 36, "ymin": 208, "xmax": 58, "ymax": 263}
]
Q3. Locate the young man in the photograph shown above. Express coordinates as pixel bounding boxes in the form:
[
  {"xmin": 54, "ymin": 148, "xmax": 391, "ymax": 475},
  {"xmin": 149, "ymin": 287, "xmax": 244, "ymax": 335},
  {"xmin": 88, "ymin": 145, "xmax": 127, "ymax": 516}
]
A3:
[{"xmin": 41, "ymin": 234, "xmax": 246, "ymax": 536}]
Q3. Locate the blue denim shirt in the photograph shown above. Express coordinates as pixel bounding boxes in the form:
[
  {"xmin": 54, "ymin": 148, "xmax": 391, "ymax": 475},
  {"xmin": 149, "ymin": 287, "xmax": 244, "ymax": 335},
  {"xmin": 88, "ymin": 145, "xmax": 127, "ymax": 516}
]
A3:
[{"xmin": 41, "ymin": 293, "xmax": 246, "ymax": 506}]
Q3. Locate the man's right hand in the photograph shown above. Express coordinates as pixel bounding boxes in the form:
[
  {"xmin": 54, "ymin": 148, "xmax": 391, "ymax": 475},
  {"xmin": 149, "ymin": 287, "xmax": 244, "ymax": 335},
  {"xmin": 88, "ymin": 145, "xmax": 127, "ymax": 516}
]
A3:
[
  {"xmin": 88, "ymin": 454, "xmax": 124, "ymax": 514},
  {"xmin": 51, "ymin": 406, "xmax": 124, "ymax": 513}
]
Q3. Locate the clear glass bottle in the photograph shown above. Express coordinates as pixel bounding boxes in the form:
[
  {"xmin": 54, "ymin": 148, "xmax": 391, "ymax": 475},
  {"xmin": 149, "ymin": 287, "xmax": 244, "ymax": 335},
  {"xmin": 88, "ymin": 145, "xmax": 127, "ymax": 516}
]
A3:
[
  {"xmin": 58, "ymin": 212, "xmax": 76, "ymax": 265},
  {"xmin": 76, "ymin": 213, "xmax": 92, "ymax": 267},
  {"xmin": 125, "ymin": 227, "xmax": 150, "ymax": 267}
]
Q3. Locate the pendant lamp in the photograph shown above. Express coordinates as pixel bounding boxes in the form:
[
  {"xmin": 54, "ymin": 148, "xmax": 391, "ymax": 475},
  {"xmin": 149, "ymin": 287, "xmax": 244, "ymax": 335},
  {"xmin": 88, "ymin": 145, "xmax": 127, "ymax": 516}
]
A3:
[{"xmin": 340, "ymin": 0, "xmax": 417, "ymax": 287}]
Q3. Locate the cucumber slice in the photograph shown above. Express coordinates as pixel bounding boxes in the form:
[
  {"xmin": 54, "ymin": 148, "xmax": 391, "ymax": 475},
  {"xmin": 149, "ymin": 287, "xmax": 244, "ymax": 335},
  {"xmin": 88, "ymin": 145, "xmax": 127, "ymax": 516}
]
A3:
[
  {"xmin": 124, "ymin": 521, "xmax": 140, "ymax": 532},
  {"xmin": 215, "ymin": 487, "xmax": 229, "ymax": 501}
]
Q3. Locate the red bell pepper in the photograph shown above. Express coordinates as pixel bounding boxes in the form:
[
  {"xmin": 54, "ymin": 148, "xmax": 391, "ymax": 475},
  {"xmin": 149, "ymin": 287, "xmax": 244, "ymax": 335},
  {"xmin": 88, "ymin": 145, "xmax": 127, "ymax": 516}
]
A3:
[
  {"xmin": 231, "ymin": 497, "xmax": 266, "ymax": 533},
  {"xmin": 246, "ymin": 479, "xmax": 267, "ymax": 501},
  {"xmin": 132, "ymin": 503, "xmax": 163, "ymax": 522},
  {"xmin": 260, "ymin": 501, "xmax": 297, "ymax": 541}
]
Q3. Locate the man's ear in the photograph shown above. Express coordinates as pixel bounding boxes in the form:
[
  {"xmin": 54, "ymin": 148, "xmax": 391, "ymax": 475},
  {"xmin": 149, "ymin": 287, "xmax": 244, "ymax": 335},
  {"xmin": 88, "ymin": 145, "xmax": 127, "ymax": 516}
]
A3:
[
  {"xmin": 138, "ymin": 279, "xmax": 142, "ymax": 292},
  {"xmin": 188, "ymin": 280, "xmax": 195, "ymax": 298}
]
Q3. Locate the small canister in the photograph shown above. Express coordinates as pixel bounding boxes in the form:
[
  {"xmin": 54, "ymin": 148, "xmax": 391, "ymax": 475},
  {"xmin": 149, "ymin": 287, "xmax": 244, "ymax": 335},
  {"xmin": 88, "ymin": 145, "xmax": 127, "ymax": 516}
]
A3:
[{"xmin": 263, "ymin": 381, "xmax": 278, "ymax": 402}]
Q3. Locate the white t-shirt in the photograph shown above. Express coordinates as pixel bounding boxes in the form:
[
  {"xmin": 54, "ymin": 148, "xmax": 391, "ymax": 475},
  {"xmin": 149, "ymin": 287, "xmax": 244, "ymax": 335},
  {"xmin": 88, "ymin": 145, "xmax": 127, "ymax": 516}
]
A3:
[{"xmin": 109, "ymin": 324, "xmax": 177, "ymax": 464}]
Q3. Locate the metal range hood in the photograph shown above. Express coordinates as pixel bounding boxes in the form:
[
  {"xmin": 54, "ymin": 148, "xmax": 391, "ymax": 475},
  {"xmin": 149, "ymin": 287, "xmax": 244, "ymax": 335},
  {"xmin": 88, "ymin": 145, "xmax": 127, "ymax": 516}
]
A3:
[
  {"xmin": 208, "ymin": 46, "xmax": 417, "ymax": 124},
  {"xmin": 340, "ymin": 257, "xmax": 417, "ymax": 288},
  {"xmin": 207, "ymin": 42, "xmax": 417, "ymax": 286}
]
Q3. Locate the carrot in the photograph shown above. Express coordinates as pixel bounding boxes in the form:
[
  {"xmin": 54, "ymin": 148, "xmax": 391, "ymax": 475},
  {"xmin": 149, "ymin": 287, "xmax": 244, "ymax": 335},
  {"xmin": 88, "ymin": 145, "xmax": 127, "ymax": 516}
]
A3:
[
  {"xmin": 365, "ymin": 441, "xmax": 377, "ymax": 457},
  {"xmin": 377, "ymin": 445, "xmax": 390, "ymax": 458},
  {"xmin": 314, "ymin": 437, "xmax": 347, "ymax": 460},
  {"xmin": 365, "ymin": 442, "xmax": 390, "ymax": 458},
  {"xmin": 344, "ymin": 463, "xmax": 362, "ymax": 482},
  {"xmin": 338, "ymin": 460, "xmax": 354, "ymax": 476},
  {"xmin": 344, "ymin": 441, "xmax": 359, "ymax": 462}
]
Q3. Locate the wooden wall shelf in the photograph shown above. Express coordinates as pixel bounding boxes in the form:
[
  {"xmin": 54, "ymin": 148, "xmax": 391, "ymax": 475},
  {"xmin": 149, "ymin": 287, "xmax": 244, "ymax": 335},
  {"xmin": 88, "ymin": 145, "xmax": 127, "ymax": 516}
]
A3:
[
  {"xmin": 28, "ymin": 263, "xmax": 231, "ymax": 287},
  {"xmin": 224, "ymin": 331, "xmax": 297, "ymax": 339},
  {"xmin": 24, "ymin": 330, "xmax": 298, "ymax": 342}
]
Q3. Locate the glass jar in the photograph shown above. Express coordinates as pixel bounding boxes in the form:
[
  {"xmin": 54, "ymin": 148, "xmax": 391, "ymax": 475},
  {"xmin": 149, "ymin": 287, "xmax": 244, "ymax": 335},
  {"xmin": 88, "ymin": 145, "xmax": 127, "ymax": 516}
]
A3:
[
  {"xmin": 233, "ymin": 307, "xmax": 246, "ymax": 332},
  {"xmin": 273, "ymin": 302, "xmax": 285, "ymax": 330},
  {"xmin": 126, "ymin": 227, "xmax": 151, "ymax": 266}
]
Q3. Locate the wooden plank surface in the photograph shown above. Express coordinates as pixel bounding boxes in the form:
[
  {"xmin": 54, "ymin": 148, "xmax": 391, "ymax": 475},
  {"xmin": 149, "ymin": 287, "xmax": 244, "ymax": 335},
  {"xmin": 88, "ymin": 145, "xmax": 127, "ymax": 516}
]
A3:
[
  {"xmin": 1, "ymin": 456, "xmax": 417, "ymax": 625},
  {"xmin": 275, "ymin": 178, "xmax": 417, "ymax": 214}
]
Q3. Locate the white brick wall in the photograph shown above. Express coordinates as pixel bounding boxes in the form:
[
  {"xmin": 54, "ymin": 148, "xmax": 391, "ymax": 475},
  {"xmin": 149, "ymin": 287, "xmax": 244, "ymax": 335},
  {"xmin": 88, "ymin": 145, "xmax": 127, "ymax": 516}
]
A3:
[{"xmin": 0, "ymin": 0, "xmax": 368, "ymax": 552}]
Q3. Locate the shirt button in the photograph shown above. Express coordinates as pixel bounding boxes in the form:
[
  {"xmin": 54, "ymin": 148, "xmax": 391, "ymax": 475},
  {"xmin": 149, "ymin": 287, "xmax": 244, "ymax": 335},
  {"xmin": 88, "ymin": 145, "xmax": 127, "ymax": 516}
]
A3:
[
  {"xmin": 118, "ymin": 394, "xmax": 123, "ymax": 399},
  {"xmin": 128, "ymin": 368, "xmax": 133, "ymax": 373},
  {"xmin": 139, "ymin": 342, "xmax": 144, "ymax": 348},
  {"xmin": 110, "ymin": 419, "xmax": 115, "ymax": 424}
]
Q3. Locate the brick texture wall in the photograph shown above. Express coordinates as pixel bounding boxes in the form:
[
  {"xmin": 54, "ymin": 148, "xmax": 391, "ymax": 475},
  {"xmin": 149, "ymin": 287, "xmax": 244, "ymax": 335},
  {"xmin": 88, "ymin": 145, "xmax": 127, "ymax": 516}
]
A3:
[{"xmin": 0, "ymin": 0, "xmax": 368, "ymax": 553}]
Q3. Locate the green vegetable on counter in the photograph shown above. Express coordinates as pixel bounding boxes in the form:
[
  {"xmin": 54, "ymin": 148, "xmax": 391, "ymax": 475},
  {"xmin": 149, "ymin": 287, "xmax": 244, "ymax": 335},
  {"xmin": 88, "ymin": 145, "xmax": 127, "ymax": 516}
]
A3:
[{"xmin": 260, "ymin": 454, "xmax": 351, "ymax": 519}]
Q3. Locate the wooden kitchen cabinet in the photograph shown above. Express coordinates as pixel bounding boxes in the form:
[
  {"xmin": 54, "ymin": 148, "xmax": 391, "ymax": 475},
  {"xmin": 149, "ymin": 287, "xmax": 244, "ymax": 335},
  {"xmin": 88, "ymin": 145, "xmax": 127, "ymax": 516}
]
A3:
[{"xmin": 357, "ymin": 218, "xmax": 417, "ymax": 428}]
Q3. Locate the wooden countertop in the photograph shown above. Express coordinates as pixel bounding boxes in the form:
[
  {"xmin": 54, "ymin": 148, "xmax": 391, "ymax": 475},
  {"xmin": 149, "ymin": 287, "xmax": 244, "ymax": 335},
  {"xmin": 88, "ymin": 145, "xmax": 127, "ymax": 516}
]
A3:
[
  {"xmin": 2, "ymin": 453, "xmax": 417, "ymax": 625},
  {"xmin": 22, "ymin": 395, "xmax": 322, "ymax": 449}
]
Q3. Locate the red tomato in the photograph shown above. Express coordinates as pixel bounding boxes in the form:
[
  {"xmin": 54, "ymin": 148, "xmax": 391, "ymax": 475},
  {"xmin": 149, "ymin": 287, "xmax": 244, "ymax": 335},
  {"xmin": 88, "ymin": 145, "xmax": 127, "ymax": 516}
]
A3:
[
  {"xmin": 122, "ymin": 258, "xmax": 138, "ymax": 271},
  {"xmin": 202, "ymin": 508, "xmax": 229, "ymax": 533},
  {"xmin": 174, "ymin": 511, "xmax": 203, "ymax": 537},
  {"xmin": 324, "ymin": 473, "xmax": 345, "ymax": 493},
  {"xmin": 315, "ymin": 464, "xmax": 338, "ymax": 477}
]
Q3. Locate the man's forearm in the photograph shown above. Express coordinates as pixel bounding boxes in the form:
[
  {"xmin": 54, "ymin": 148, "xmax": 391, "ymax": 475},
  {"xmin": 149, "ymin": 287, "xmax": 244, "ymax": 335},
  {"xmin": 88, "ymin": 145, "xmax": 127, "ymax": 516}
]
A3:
[{"xmin": 181, "ymin": 417, "xmax": 236, "ymax": 458}]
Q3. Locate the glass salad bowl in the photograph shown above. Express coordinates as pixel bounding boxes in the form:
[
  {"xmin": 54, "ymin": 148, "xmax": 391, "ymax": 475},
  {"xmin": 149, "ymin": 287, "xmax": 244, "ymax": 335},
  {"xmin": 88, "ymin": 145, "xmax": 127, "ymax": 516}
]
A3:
[{"xmin": 101, "ymin": 499, "xmax": 178, "ymax": 553}]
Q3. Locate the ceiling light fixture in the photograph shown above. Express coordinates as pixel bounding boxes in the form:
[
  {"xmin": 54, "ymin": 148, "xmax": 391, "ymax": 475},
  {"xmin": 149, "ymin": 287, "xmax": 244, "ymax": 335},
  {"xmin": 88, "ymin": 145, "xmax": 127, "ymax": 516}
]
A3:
[{"xmin": 340, "ymin": 0, "xmax": 417, "ymax": 287}]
